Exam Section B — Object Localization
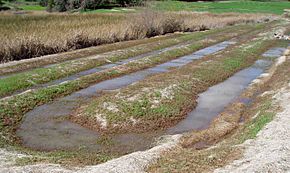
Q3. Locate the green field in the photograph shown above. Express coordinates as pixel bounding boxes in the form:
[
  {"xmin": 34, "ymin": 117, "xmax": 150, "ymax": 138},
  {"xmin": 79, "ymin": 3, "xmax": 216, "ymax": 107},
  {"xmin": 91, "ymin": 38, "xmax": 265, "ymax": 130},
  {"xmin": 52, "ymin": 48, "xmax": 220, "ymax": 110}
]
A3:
[
  {"xmin": 151, "ymin": 0, "xmax": 290, "ymax": 14},
  {"xmin": 2, "ymin": 0, "xmax": 290, "ymax": 14},
  {"xmin": 19, "ymin": 4, "xmax": 45, "ymax": 11},
  {"xmin": 80, "ymin": 7, "xmax": 137, "ymax": 13},
  {"xmin": 2, "ymin": 0, "xmax": 45, "ymax": 11}
]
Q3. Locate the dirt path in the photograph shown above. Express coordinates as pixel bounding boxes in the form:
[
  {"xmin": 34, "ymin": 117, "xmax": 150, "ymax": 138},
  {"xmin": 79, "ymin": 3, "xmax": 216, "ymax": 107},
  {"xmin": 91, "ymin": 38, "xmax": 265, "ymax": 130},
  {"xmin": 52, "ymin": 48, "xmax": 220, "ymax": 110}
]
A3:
[{"xmin": 214, "ymin": 82, "xmax": 290, "ymax": 173}]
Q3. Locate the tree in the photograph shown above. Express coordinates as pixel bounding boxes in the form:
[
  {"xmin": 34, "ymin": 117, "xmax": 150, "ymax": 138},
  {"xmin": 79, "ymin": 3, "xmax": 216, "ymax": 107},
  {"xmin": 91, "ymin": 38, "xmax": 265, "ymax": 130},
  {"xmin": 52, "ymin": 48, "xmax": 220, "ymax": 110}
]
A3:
[
  {"xmin": 47, "ymin": 0, "xmax": 54, "ymax": 12},
  {"xmin": 44, "ymin": 0, "xmax": 142, "ymax": 12},
  {"xmin": 54, "ymin": 0, "xmax": 68, "ymax": 12},
  {"xmin": 0, "ymin": 0, "xmax": 3, "ymax": 7},
  {"xmin": 80, "ymin": 0, "xmax": 105, "ymax": 11},
  {"xmin": 0, "ymin": 0, "xmax": 5, "ymax": 11},
  {"xmin": 116, "ymin": 0, "xmax": 142, "ymax": 7}
]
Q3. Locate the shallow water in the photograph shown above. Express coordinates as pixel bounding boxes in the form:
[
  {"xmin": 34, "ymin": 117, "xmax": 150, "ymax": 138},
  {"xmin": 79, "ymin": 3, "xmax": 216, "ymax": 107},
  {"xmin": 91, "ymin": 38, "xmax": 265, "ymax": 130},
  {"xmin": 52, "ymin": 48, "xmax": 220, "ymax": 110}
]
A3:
[
  {"xmin": 262, "ymin": 47, "xmax": 286, "ymax": 58},
  {"xmin": 17, "ymin": 41, "xmax": 235, "ymax": 151},
  {"xmin": 167, "ymin": 67, "xmax": 264, "ymax": 134}
]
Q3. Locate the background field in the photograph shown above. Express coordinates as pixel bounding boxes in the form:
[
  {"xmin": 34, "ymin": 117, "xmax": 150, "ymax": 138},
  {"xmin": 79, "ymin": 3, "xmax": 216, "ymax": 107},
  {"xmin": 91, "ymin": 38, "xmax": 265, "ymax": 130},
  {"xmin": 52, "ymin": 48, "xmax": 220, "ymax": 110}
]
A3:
[
  {"xmin": 151, "ymin": 0, "xmax": 290, "ymax": 14},
  {"xmin": 2, "ymin": 0, "xmax": 290, "ymax": 14}
]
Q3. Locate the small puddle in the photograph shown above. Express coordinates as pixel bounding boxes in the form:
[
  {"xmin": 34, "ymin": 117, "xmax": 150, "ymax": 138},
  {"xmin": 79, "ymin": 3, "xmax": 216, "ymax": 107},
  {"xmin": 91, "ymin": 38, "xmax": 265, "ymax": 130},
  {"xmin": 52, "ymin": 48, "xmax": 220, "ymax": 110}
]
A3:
[{"xmin": 17, "ymin": 41, "xmax": 235, "ymax": 151}]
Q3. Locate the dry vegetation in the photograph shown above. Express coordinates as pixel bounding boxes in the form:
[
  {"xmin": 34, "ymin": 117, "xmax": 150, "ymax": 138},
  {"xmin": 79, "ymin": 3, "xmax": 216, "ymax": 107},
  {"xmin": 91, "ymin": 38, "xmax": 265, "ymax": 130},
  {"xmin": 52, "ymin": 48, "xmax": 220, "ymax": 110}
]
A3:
[{"xmin": 0, "ymin": 11, "xmax": 274, "ymax": 63}]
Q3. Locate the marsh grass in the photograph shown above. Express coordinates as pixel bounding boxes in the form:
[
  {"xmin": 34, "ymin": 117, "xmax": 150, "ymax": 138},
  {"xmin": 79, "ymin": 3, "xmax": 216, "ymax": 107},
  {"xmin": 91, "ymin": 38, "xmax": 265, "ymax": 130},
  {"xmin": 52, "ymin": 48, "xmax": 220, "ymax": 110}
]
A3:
[{"xmin": 0, "ymin": 11, "xmax": 272, "ymax": 63}]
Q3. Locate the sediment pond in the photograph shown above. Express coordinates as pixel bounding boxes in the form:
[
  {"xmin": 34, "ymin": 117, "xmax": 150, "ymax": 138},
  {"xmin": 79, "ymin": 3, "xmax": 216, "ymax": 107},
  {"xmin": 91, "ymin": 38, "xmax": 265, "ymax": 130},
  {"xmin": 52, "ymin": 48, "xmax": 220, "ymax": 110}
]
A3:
[{"xmin": 16, "ymin": 43, "xmax": 285, "ymax": 155}]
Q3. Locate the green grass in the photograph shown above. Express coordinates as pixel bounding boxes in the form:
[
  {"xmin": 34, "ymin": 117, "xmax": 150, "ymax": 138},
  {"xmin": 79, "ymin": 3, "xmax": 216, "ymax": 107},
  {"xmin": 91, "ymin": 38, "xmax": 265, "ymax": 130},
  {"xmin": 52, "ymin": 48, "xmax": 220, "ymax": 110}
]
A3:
[
  {"xmin": 239, "ymin": 99, "xmax": 275, "ymax": 142},
  {"xmin": 81, "ymin": 7, "xmax": 138, "ymax": 13},
  {"xmin": 2, "ymin": 0, "xmax": 45, "ymax": 11},
  {"xmin": 151, "ymin": 0, "xmax": 290, "ymax": 14},
  {"xmin": 19, "ymin": 5, "xmax": 45, "ymax": 11},
  {"xmin": 4, "ymin": 0, "xmax": 289, "ymax": 14}
]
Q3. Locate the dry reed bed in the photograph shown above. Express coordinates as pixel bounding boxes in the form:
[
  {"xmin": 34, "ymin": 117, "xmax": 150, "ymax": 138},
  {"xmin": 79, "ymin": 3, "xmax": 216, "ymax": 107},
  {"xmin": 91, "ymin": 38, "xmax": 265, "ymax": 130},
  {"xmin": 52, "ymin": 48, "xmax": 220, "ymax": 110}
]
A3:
[
  {"xmin": 0, "ymin": 11, "xmax": 274, "ymax": 63},
  {"xmin": 0, "ymin": 33, "xmax": 183, "ymax": 76}
]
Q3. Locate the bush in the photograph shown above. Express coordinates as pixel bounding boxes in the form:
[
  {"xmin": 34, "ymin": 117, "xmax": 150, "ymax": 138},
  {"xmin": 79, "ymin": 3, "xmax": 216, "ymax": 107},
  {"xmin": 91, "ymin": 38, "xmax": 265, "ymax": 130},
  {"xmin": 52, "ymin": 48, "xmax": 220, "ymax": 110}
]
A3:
[
  {"xmin": 162, "ymin": 17, "xmax": 183, "ymax": 34},
  {"xmin": 80, "ymin": 0, "xmax": 105, "ymax": 10},
  {"xmin": 54, "ymin": 0, "xmax": 68, "ymax": 12},
  {"xmin": 67, "ymin": 0, "xmax": 81, "ymax": 10},
  {"xmin": 0, "ymin": 0, "xmax": 11, "ymax": 11},
  {"xmin": 116, "ymin": 0, "xmax": 143, "ymax": 7},
  {"xmin": 40, "ymin": 0, "xmax": 48, "ymax": 7},
  {"xmin": 46, "ymin": 0, "xmax": 143, "ymax": 12},
  {"xmin": 0, "ymin": 0, "xmax": 4, "ymax": 8}
]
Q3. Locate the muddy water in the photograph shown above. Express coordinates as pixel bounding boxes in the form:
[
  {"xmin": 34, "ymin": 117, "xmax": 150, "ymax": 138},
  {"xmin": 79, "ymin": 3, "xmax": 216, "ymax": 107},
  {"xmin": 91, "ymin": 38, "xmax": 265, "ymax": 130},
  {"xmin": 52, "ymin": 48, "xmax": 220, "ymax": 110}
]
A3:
[{"xmin": 17, "ymin": 41, "xmax": 235, "ymax": 152}]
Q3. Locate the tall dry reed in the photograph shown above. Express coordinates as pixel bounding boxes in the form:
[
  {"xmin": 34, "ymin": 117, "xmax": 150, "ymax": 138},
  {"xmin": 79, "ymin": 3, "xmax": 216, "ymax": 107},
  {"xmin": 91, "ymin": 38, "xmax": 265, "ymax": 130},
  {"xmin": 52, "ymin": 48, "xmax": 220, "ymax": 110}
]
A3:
[{"xmin": 0, "ymin": 11, "xmax": 274, "ymax": 63}]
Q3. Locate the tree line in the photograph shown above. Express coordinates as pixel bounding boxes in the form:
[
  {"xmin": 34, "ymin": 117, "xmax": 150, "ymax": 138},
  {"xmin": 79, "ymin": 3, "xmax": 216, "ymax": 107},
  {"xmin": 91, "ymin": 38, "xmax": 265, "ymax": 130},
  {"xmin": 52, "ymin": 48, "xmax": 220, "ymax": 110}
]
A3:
[
  {"xmin": 0, "ymin": 0, "xmax": 142, "ymax": 12},
  {"xmin": 45, "ymin": 0, "xmax": 143, "ymax": 12}
]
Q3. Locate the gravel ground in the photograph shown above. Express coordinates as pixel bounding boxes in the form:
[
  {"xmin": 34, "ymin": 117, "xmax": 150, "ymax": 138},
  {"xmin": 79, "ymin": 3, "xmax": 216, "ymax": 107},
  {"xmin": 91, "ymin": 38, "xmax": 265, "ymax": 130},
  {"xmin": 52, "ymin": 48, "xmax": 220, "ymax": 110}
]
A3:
[{"xmin": 214, "ymin": 85, "xmax": 290, "ymax": 173}]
